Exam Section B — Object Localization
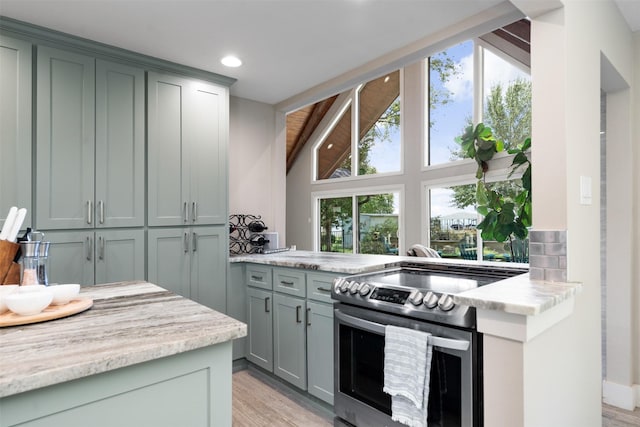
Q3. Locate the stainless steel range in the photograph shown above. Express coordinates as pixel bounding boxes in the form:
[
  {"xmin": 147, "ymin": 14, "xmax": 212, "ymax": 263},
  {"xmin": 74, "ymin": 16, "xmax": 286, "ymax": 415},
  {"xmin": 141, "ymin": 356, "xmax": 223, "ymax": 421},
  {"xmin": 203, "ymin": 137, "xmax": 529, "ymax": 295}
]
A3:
[{"xmin": 332, "ymin": 262, "xmax": 526, "ymax": 427}]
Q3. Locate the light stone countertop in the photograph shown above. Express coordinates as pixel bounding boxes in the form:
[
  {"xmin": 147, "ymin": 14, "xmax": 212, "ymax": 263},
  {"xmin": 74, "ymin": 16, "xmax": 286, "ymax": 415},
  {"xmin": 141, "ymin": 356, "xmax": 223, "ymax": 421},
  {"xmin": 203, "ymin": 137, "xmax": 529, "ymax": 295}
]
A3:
[
  {"xmin": 0, "ymin": 281, "xmax": 247, "ymax": 398},
  {"xmin": 231, "ymin": 250, "xmax": 582, "ymax": 317}
]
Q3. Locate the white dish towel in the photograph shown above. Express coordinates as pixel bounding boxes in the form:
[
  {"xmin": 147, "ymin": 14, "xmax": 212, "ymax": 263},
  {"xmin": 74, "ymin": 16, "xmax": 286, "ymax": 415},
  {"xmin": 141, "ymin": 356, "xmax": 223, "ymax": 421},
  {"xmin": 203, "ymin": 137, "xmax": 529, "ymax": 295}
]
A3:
[{"xmin": 383, "ymin": 325, "xmax": 434, "ymax": 427}]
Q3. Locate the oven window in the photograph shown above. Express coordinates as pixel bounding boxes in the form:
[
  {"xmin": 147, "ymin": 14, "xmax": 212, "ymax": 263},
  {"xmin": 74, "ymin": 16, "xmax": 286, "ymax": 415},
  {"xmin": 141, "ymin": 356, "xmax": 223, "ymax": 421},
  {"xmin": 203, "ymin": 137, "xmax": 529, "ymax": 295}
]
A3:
[{"xmin": 339, "ymin": 324, "xmax": 464, "ymax": 425}]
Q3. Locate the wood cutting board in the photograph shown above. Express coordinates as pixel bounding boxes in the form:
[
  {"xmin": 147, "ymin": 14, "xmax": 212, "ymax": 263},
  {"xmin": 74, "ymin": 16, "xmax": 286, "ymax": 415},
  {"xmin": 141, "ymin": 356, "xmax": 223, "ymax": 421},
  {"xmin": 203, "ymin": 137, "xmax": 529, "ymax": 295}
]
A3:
[{"xmin": 0, "ymin": 298, "xmax": 93, "ymax": 327}]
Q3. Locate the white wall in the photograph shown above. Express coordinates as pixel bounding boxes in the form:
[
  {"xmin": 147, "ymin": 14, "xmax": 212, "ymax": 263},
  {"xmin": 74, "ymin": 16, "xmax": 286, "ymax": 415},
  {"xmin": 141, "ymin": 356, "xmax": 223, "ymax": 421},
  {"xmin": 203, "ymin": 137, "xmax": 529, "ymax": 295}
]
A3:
[
  {"xmin": 633, "ymin": 30, "xmax": 640, "ymax": 402},
  {"xmin": 228, "ymin": 96, "xmax": 286, "ymax": 243}
]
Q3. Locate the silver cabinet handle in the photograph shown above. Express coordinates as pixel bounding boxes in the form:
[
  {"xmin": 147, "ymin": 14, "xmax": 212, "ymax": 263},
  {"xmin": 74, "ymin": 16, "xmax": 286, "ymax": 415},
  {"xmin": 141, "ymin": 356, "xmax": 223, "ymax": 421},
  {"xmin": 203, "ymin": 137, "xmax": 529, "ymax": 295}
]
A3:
[
  {"xmin": 99, "ymin": 200, "xmax": 105, "ymax": 224},
  {"xmin": 86, "ymin": 236, "xmax": 92, "ymax": 261},
  {"xmin": 87, "ymin": 200, "xmax": 93, "ymax": 225},
  {"xmin": 192, "ymin": 232, "xmax": 197, "ymax": 252},
  {"xmin": 307, "ymin": 307, "xmax": 311, "ymax": 326},
  {"xmin": 280, "ymin": 280, "xmax": 294, "ymax": 286},
  {"xmin": 317, "ymin": 287, "xmax": 332, "ymax": 293},
  {"xmin": 183, "ymin": 232, "xmax": 189, "ymax": 253},
  {"xmin": 183, "ymin": 202, "xmax": 188, "ymax": 223},
  {"xmin": 192, "ymin": 201, "xmax": 197, "ymax": 222},
  {"xmin": 251, "ymin": 275, "xmax": 263, "ymax": 282},
  {"xmin": 265, "ymin": 297, "xmax": 270, "ymax": 313},
  {"xmin": 296, "ymin": 305, "xmax": 302, "ymax": 323},
  {"xmin": 98, "ymin": 236, "xmax": 104, "ymax": 260}
]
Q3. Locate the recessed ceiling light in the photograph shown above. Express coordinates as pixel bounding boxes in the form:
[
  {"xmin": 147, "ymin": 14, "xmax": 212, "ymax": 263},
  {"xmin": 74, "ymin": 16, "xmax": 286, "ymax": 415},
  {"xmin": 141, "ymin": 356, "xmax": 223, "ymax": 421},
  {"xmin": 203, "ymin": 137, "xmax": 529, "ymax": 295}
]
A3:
[
  {"xmin": 327, "ymin": 143, "xmax": 334, "ymax": 150},
  {"xmin": 384, "ymin": 75, "xmax": 390, "ymax": 83},
  {"xmin": 221, "ymin": 55, "xmax": 242, "ymax": 67}
]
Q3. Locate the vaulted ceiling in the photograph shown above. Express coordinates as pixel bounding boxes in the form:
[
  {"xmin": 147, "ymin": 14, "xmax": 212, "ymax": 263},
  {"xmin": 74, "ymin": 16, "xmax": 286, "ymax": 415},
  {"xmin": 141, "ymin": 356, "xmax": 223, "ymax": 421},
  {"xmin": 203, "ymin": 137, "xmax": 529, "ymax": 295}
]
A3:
[{"xmin": 286, "ymin": 19, "xmax": 532, "ymax": 175}]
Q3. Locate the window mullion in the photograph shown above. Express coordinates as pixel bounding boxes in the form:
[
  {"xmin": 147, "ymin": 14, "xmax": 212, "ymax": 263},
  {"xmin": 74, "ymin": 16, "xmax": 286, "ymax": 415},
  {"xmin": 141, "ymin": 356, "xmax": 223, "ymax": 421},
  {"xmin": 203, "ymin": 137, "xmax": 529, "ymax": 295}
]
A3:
[{"xmin": 352, "ymin": 87, "xmax": 359, "ymax": 177}]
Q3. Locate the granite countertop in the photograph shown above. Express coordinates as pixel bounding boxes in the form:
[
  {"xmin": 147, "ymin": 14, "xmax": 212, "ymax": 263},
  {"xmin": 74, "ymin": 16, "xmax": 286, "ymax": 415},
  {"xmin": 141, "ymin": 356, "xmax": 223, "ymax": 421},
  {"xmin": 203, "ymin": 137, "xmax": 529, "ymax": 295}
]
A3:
[
  {"xmin": 231, "ymin": 250, "xmax": 582, "ymax": 317},
  {"xmin": 0, "ymin": 281, "xmax": 246, "ymax": 398}
]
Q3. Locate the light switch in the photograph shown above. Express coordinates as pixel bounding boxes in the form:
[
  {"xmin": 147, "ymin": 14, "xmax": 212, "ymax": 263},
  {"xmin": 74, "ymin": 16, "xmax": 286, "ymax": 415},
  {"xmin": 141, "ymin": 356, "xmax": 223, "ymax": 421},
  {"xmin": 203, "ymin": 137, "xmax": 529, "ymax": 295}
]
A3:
[{"xmin": 580, "ymin": 175, "xmax": 592, "ymax": 205}]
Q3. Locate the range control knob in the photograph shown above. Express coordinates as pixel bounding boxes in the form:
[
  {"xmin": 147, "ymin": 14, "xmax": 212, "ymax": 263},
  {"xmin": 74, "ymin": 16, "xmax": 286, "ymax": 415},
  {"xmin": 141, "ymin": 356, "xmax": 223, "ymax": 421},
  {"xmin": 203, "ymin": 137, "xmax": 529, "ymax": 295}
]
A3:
[
  {"xmin": 339, "ymin": 280, "xmax": 351, "ymax": 293},
  {"xmin": 408, "ymin": 291, "xmax": 424, "ymax": 306},
  {"xmin": 349, "ymin": 282, "xmax": 361, "ymax": 295},
  {"xmin": 358, "ymin": 284, "xmax": 372, "ymax": 297},
  {"xmin": 423, "ymin": 291, "xmax": 439, "ymax": 308},
  {"xmin": 333, "ymin": 278, "xmax": 344, "ymax": 292},
  {"xmin": 438, "ymin": 294, "xmax": 455, "ymax": 311}
]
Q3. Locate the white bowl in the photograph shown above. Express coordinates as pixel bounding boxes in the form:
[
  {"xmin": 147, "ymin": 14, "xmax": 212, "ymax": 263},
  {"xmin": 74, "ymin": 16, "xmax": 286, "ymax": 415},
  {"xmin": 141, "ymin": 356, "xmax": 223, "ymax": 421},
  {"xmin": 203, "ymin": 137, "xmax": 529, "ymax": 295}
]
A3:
[
  {"xmin": 16, "ymin": 285, "xmax": 48, "ymax": 293},
  {"xmin": 49, "ymin": 284, "xmax": 80, "ymax": 305},
  {"xmin": 4, "ymin": 291, "xmax": 53, "ymax": 316},
  {"xmin": 0, "ymin": 285, "xmax": 20, "ymax": 314}
]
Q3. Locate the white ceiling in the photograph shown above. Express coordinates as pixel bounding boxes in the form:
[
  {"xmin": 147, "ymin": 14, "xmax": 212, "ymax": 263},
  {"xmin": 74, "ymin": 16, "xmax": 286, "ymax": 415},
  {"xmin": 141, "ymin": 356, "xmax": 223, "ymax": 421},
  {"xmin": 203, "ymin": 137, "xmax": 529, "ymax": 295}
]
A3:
[{"xmin": 0, "ymin": 0, "xmax": 637, "ymax": 107}]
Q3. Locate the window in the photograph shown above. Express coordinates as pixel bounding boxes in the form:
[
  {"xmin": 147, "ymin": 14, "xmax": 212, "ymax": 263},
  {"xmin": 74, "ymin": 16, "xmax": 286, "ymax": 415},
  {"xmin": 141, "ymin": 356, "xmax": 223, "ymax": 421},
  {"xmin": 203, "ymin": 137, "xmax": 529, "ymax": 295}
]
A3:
[
  {"xmin": 317, "ymin": 191, "xmax": 400, "ymax": 255},
  {"xmin": 315, "ymin": 71, "xmax": 401, "ymax": 180}
]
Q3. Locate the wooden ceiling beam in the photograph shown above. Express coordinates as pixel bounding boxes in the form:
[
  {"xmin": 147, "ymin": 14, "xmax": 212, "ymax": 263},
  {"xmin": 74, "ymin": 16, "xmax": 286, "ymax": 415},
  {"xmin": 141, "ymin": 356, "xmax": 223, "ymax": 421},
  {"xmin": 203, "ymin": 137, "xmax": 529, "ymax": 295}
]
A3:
[{"xmin": 286, "ymin": 95, "xmax": 338, "ymax": 173}]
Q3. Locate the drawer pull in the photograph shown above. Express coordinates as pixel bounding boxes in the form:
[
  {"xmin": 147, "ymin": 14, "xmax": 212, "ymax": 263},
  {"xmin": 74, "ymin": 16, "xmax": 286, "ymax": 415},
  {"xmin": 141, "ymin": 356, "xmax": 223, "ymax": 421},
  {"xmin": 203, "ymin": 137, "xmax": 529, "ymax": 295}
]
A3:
[
  {"xmin": 296, "ymin": 305, "xmax": 302, "ymax": 323},
  {"xmin": 265, "ymin": 297, "xmax": 270, "ymax": 313},
  {"xmin": 251, "ymin": 275, "xmax": 263, "ymax": 282},
  {"xmin": 317, "ymin": 287, "xmax": 332, "ymax": 293},
  {"xmin": 307, "ymin": 307, "xmax": 311, "ymax": 326},
  {"xmin": 280, "ymin": 280, "xmax": 294, "ymax": 286}
]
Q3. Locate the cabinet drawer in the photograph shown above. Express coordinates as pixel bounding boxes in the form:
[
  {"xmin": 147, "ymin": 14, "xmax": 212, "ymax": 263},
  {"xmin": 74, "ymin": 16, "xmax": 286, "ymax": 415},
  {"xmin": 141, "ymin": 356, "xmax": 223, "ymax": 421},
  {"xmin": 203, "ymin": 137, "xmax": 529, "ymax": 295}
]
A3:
[
  {"xmin": 246, "ymin": 264, "xmax": 272, "ymax": 290},
  {"xmin": 306, "ymin": 272, "xmax": 337, "ymax": 304},
  {"xmin": 273, "ymin": 267, "xmax": 306, "ymax": 297}
]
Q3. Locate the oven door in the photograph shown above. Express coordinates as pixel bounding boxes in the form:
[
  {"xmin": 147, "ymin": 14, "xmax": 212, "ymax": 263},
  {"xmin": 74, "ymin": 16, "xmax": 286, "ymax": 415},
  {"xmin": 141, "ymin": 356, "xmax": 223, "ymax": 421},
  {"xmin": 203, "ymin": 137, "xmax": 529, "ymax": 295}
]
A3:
[{"xmin": 334, "ymin": 303, "xmax": 481, "ymax": 427}]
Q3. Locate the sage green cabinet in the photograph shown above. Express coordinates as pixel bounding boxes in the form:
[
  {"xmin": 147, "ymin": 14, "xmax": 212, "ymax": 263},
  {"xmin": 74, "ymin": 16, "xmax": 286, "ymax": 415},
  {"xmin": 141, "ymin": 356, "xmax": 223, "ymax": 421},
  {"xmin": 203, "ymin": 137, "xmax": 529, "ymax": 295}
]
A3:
[
  {"xmin": 0, "ymin": 35, "xmax": 32, "ymax": 230},
  {"xmin": 36, "ymin": 48, "xmax": 145, "ymax": 230},
  {"xmin": 306, "ymin": 300, "xmax": 334, "ymax": 405},
  {"xmin": 45, "ymin": 229, "xmax": 145, "ymax": 286},
  {"xmin": 147, "ymin": 72, "xmax": 228, "ymax": 227},
  {"xmin": 246, "ymin": 286, "xmax": 273, "ymax": 371},
  {"xmin": 95, "ymin": 59, "xmax": 145, "ymax": 228},
  {"xmin": 36, "ymin": 46, "xmax": 95, "ymax": 229},
  {"xmin": 147, "ymin": 226, "xmax": 227, "ymax": 312},
  {"xmin": 228, "ymin": 263, "xmax": 247, "ymax": 360},
  {"xmin": 273, "ymin": 293, "xmax": 307, "ymax": 390}
]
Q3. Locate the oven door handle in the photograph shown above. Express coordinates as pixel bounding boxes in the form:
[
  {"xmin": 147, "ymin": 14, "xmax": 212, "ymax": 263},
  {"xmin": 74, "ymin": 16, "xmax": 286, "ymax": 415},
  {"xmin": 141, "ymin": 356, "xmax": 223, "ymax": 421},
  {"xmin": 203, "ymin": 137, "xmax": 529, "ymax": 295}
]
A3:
[{"xmin": 335, "ymin": 309, "xmax": 470, "ymax": 352}]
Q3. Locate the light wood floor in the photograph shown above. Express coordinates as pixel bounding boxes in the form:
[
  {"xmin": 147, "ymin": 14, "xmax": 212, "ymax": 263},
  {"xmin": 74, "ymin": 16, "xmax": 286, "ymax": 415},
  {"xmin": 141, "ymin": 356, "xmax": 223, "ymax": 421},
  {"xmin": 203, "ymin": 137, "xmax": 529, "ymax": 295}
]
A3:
[
  {"xmin": 233, "ymin": 369, "xmax": 333, "ymax": 427},
  {"xmin": 233, "ymin": 369, "xmax": 640, "ymax": 427}
]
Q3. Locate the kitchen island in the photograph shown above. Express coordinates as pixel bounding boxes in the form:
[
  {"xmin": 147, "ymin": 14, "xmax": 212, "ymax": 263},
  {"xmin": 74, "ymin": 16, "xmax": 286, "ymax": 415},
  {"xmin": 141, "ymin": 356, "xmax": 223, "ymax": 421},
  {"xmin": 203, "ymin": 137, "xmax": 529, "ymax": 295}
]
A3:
[{"xmin": 0, "ymin": 281, "xmax": 246, "ymax": 427}]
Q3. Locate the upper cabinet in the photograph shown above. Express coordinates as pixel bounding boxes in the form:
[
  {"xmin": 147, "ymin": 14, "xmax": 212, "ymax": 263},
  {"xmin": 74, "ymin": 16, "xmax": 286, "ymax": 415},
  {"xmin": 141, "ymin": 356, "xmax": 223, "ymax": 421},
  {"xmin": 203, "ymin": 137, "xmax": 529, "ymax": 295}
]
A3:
[
  {"xmin": 36, "ymin": 47, "xmax": 145, "ymax": 229},
  {"xmin": 36, "ymin": 46, "xmax": 95, "ymax": 229},
  {"xmin": 0, "ymin": 35, "xmax": 32, "ymax": 230},
  {"xmin": 147, "ymin": 72, "xmax": 228, "ymax": 226}
]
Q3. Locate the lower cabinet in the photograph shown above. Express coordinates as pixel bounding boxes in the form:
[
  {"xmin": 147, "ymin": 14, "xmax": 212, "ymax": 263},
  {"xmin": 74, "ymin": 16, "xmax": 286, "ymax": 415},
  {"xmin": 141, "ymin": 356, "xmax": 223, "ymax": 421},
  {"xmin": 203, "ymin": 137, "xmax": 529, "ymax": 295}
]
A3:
[
  {"xmin": 306, "ymin": 300, "xmax": 335, "ymax": 405},
  {"xmin": 45, "ymin": 229, "xmax": 145, "ymax": 285},
  {"xmin": 246, "ymin": 286, "xmax": 273, "ymax": 371},
  {"xmin": 243, "ymin": 264, "xmax": 335, "ymax": 405},
  {"xmin": 147, "ymin": 226, "xmax": 226, "ymax": 312},
  {"xmin": 273, "ymin": 293, "xmax": 307, "ymax": 389},
  {"xmin": 228, "ymin": 263, "xmax": 247, "ymax": 360}
]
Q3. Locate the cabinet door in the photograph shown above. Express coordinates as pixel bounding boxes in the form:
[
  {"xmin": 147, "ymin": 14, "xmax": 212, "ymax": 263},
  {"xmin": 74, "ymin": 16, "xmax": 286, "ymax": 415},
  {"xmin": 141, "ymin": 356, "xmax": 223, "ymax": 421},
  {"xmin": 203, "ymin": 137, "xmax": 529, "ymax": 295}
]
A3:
[
  {"xmin": 307, "ymin": 301, "xmax": 335, "ymax": 405},
  {"xmin": 0, "ymin": 35, "xmax": 32, "ymax": 230},
  {"xmin": 36, "ymin": 46, "xmax": 95, "ymax": 229},
  {"xmin": 307, "ymin": 272, "xmax": 336, "ymax": 303},
  {"xmin": 147, "ymin": 228, "xmax": 190, "ymax": 298},
  {"xmin": 273, "ymin": 293, "xmax": 307, "ymax": 389},
  {"xmin": 185, "ymin": 81, "xmax": 228, "ymax": 225},
  {"xmin": 228, "ymin": 263, "xmax": 246, "ymax": 360},
  {"xmin": 246, "ymin": 287, "xmax": 273, "ymax": 372},
  {"xmin": 147, "ymin": 72, "xmax": 188, "ymax": 226},
  {"xmin": 273, "ymin": 267, "xmax": 306, "ymax": 298},
  {"xmin": 45, "ymin": 230, "xmax": 95, "ymax": 286},
  {"xmin": 190, "ymin": 226, "xmax": 226, "ymax": 312},
  {"xmin": 245, "ymin": 264, "xmax": 272, "ymax": 290},
  {"xmin": 95, "ymin": 229, "xmax": 145, "ymax": 284},
  {"xmin": 95, "ymin": 60, "xmax": 145, "ymax": 228}
]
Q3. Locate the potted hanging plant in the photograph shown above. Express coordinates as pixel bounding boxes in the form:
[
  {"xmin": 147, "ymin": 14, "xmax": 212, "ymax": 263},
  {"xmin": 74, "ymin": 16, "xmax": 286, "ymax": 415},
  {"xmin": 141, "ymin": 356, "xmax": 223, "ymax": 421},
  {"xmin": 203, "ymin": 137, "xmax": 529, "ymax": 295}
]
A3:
[{"xmin": 456, "ymin": 123, "xmax": 531, "ymax": 261}]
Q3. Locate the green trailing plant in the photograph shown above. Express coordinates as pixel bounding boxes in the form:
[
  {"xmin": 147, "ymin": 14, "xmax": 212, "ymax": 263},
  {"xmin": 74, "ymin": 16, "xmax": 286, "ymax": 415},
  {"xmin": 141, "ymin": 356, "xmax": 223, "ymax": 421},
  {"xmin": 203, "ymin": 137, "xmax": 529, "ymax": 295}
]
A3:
[{"xmin": 456, "ymin": 123, "xmax": 532, "ymax": 258}]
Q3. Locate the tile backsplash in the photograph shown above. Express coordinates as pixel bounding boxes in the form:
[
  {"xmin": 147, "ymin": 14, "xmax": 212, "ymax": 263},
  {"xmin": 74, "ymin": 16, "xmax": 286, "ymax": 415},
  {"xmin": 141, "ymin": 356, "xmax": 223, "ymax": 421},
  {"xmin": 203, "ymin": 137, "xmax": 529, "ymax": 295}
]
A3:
[{"xmin": 528, "ymin": 230, "xmax": 567, "ymax": 282}]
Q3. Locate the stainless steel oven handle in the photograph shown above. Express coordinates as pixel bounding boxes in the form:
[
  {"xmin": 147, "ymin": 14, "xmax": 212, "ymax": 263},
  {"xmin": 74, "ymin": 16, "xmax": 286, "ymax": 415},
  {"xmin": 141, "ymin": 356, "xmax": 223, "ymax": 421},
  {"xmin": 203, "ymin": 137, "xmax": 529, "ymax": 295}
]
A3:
[{"xmin": 334, "ymin": 309, "xmax": 470, "ymax": 351}]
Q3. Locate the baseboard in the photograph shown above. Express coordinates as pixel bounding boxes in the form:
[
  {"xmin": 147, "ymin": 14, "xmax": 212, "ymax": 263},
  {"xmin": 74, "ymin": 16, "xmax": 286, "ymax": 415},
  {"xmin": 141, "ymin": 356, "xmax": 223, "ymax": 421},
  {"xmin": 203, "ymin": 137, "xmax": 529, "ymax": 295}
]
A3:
[
  {"xmin": 603, "ymin": 380, "xmax": 637, "ymax": 410},
  {"xmin": 635, "ymin": 384, "xmax": 640, "ymax": 408}
]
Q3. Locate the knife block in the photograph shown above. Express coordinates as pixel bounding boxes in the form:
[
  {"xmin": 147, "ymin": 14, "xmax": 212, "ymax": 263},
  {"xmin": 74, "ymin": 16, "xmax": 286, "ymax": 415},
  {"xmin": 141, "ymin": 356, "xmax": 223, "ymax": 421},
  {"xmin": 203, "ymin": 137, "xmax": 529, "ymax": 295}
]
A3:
[{"xmin": 0, "ymin": 240, "xmax": 20, "ymax": 285}]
